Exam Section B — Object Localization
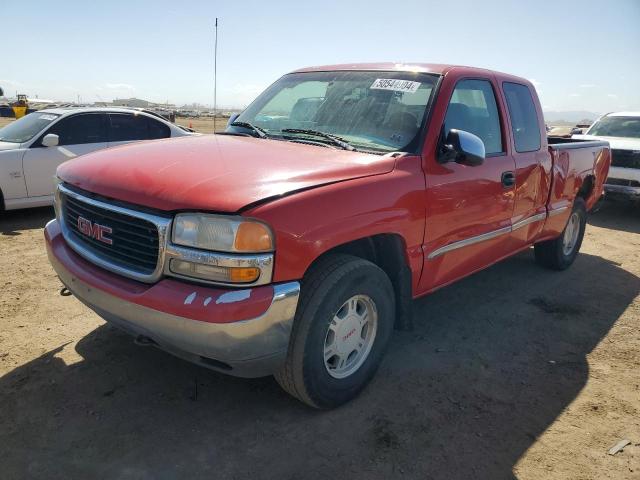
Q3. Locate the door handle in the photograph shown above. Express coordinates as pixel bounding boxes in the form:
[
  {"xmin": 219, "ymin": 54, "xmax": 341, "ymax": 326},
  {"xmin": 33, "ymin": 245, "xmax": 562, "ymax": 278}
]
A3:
[{"xmin": 501, "ymin": 171, "xmax": 516, "ymax": 188}]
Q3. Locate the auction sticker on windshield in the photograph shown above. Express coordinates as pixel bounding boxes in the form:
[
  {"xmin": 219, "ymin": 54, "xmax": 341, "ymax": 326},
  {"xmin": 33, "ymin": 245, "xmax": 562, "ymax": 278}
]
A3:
[{"xmin": 370, "ymin": 79, "xmax": 421, "ymax": 93}]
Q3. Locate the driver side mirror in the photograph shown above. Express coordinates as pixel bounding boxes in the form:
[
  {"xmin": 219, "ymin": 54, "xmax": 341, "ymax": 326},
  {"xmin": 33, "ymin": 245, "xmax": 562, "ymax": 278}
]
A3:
[
  {"xmin": 439, "ymin": 129, "xmax": 485, "ymax": 166},
  {"xmin": 41, "ymin": 134, "xmax": 59, "ymax": 148}
]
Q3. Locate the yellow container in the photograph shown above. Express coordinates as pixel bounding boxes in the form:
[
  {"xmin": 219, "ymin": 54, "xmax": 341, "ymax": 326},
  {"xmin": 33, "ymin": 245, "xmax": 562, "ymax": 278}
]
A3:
[{"xmin": 12, "ymin": 106, "xmax": 27, "ymax": 119}]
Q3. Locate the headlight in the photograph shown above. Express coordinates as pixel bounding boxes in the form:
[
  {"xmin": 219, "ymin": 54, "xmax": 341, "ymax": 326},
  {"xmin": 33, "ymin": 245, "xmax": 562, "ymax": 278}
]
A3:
[{"xmin": 172, "ymin": 214, "xmax": 274, "ymax": 253}]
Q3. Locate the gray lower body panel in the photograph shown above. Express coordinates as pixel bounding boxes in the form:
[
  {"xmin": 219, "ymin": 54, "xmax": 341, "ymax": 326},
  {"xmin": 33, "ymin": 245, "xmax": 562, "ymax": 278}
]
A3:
[{"xmin": 50, "ymin": 248, "xmax": 300, "ymax": 378}]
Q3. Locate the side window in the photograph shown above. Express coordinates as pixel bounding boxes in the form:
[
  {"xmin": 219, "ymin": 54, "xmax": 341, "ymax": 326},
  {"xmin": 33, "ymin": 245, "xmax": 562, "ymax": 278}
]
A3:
[
  {"xmin": 47, "ymin": 114, "xmax": 108, "ymax": 146},
  {"xmin": 147, "ymin": 118, "xmax": 171, "ymax": 139},
  {"xmin": 108, "ymin": 114, "xmax": 169, "ymax": 141},
  {"xmin": 502, "ymin": 82, "xmax": 541, "ymax": 152},
  {"xmin": 108, "ymin": 114, "xmax": 148, "ymax": 141},
  {"xmin": 444, "ymin": 79, "xmax": 503, "ymax": 155}
]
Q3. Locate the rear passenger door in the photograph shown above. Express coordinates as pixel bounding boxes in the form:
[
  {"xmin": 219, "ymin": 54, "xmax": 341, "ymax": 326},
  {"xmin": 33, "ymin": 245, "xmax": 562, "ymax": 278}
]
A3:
[
  {"xmin": 107, "ymin": 113, "xmax": 171, "ymax": 147},
  {"xmin": 22, "ymin": 113, "xmax": 108, "ymax": 197},
  {"xmin": 501, "ymin": 82, "xmax": 550, "ymax": 245},
  {"xmin": 421, "ymin": 77, "xmax": 517, "ymax": 291}
]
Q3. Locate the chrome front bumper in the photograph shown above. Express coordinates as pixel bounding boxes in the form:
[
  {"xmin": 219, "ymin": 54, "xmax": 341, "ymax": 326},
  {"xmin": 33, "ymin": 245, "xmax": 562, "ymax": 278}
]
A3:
[{"xmin": 48, "ymin": 232, "xmax": 300, "ymax": 378}]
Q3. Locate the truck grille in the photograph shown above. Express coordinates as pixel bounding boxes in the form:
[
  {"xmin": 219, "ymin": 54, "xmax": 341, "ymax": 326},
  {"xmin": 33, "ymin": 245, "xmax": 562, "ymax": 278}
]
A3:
[
  {"xmin": 611, "ymin": 149, "xmax": 640, "ymax": 169},
  {"xmin": 60, "ymin": 190, "xmax": 160, "ymax": 275}
]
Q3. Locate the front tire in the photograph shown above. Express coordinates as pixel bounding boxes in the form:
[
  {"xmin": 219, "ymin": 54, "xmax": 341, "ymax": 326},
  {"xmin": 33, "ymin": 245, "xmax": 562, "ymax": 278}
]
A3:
[
  {"xmin": 534, "ymin": 198, "xmax": 587, "ymax": 270},
  {"xmin": 275, "ymin": 254, "xmax": 395, "ymax": 409}
]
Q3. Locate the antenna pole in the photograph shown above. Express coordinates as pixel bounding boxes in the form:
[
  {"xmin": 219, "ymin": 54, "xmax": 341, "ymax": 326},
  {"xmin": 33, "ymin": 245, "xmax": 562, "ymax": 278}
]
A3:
[{"xmin": 214, "ymin": 17, "xmax": 218, "ymax": 132}]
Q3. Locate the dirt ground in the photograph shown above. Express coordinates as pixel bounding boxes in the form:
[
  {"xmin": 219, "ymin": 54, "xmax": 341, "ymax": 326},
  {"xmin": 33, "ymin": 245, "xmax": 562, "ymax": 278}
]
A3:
[
  {"xmin": 0, "ymin": 200, "xmax": 638, "ymax": 479},
  {"xmin": 175, "ymin": 116, "xmax": 229, "ymax": 133}
]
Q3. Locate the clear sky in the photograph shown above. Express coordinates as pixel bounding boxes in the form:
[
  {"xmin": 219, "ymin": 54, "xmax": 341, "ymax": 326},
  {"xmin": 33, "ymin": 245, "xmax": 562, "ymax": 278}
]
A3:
[{"xmin": 2, "ymin": 0, "xmax": 639, "ymax": 114}]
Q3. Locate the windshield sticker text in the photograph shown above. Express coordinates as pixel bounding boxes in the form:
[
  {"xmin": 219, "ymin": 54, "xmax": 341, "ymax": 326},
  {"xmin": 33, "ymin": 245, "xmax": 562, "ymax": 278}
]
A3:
[
  {"xmin": 39, "ymin": 114, "xmax": 57, "ymax": 121},
  {"xmin": 370, "ymin": 79, "xmax": 421, "ymax": 93}
]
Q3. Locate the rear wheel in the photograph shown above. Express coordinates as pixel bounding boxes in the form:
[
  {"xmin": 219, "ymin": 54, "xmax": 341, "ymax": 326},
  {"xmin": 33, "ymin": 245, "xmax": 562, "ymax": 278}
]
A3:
[
  {"xmin": 275, "ymin": 254, "xmax": 395, "ymax": 409},
  {"xmin": 534, "ymin": 198, "xmax": 587, "ymax": 270}
]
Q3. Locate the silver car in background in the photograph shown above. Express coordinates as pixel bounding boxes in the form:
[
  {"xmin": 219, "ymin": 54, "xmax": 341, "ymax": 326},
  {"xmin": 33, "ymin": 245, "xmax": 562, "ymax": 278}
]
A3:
[
  {"xmin": 0, "ymin": 107, "xmax": 195, "ymax": 211},
  {"xmin": 574, "ymin": 111, "xmax": 640, "ymax": 201}
]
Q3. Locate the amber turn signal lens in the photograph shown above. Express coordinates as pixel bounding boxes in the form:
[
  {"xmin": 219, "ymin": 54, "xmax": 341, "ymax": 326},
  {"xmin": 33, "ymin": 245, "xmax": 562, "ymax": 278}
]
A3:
[
  {"xmin": 228, "ymin": 267, "xmax": 260, "ymax": 283},
  {"xmin": 170, "ymin": 259, "xmax": 261, "ymax": 284},
  {"xmin": 234, "ymin": 222, "xmax": 273, "ymax": 252}
]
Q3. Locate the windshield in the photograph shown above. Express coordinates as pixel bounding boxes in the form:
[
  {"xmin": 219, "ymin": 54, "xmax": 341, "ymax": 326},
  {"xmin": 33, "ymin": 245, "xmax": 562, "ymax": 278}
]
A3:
[
  {"xmin": 234, "ymin": 71, "xmax": 439, "ymax": 153},
  {"xmin": 587, "ymin": 116, "xmax": 640, "ymax": 139},
  {"xmin": 0, "ymin": 112, "xmax": 61, "ymax": 143}
]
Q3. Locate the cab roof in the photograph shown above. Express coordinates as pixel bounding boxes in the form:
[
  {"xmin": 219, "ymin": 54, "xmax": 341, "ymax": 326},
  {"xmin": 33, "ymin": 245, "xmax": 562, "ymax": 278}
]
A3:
[
  {"xmin": 291, "ymin": 63, "xmax": 533, "ymax": 87},
  {"xmin": 293, "ymin": 62, "xmax": 515, "ymax": 77},
  {"xmin": 293, "ymin": 63, "xmax": 452, "ymax": 74}
]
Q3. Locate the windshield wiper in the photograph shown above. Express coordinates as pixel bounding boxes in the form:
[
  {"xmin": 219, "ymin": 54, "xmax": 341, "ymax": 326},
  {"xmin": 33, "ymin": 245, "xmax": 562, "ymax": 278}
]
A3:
[
  {"xmin": 281, "ymin": 128, "xmax": 357, "ymax": 151},
  {"xmin": 230, "ymin": 121, "xmax": 268, "ymax": 139}
]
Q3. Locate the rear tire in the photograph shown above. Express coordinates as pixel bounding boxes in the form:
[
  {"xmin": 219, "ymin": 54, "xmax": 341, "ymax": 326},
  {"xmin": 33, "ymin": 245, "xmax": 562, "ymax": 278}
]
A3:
[
  {"xmin": 534, "ymin": 198, "xmax": 587, "ymax": 270},
  {"xmin": 275, "ymin": 254, "xmax": 395, "ymax": 409}
]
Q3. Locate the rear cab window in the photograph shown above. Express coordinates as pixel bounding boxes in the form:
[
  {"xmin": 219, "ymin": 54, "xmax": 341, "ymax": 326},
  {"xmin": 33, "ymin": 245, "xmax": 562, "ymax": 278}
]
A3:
[{"xmin": 502, "ymin": 82, "xmax": 542, "ymax": 152}]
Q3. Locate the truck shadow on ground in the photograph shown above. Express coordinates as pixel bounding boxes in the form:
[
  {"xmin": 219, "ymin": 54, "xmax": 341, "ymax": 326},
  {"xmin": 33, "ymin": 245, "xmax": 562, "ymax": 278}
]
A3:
[
  {"xmin": 589, "ymin": 199, "xmax": 639, "ymax": 234},
  {"xmin": 2, "ymin": 248, "xmax": 638, "ymax": 480},
  {"xmin": 0, "ymin": 206, "xmax": 54, "ymax": 236}
]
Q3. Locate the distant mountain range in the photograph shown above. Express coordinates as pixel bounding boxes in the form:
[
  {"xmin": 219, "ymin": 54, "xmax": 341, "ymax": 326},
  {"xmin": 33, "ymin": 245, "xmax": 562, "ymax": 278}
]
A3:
[{"xmin": 542, "ymin": 110, "xmax": 601, "ymax": 124}]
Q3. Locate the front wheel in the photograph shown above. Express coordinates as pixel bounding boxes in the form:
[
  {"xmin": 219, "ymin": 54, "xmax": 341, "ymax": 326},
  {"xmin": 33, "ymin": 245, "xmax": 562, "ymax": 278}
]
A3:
[
  {"xmin": 275, "ymin": 254, "xmax": 395, "ymax": 409},
  {"xmin": 534, "ymin": 198, "xmax": 587, "ymax": 270}
]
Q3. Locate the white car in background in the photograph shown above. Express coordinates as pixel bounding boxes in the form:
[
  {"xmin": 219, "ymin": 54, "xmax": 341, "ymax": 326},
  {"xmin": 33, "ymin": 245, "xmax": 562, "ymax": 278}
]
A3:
[
  {"xmin": 0, "ymin": 107, "xmax": 195, "ymax": 211},
  {"xmin": 573, "ymin": 111, "xmax": 640, "ymax": 201}
]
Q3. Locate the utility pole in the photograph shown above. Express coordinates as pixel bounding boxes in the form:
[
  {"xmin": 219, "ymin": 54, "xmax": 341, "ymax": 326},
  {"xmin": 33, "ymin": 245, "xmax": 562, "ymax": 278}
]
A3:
[{"xmin": 213, "ymin": 17, "xmax": 219, "ymax": 133}]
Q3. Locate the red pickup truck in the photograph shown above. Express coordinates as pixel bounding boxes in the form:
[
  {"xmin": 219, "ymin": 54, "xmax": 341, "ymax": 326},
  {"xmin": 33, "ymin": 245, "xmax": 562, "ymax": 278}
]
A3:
[{"xmin": 45, "ymin": 63, "xmax": 610, "ymax": 408}]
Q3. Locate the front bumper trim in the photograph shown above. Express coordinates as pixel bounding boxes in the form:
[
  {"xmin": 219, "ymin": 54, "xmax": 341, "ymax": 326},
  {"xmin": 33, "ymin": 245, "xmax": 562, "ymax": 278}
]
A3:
[{"xmin": 47, "ymin": 220, "xmax": 301, "ymax": 378}]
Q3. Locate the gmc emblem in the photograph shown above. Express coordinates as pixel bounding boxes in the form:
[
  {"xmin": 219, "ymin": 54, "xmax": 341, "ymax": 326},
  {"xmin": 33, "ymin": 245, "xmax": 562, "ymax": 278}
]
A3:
[{"xmin": 77, "ymin": 216, "xmax": 113, "ymax": 245}]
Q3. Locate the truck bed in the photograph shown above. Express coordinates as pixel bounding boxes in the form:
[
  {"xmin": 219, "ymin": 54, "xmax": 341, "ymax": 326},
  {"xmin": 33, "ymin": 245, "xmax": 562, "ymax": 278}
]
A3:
[
  {"xmin": 546, "ymin": 136, "xmax": 611, "ymax": 213},
  {"xmin": 547, "ymin": 136, "xmax": 609, "ymax": 150}
]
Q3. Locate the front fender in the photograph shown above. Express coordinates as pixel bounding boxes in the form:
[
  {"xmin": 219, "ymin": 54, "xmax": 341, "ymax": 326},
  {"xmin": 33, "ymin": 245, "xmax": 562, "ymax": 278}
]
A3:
[
  {"xmin": 245, "ymin": 155, "xmax": 427, "ymax": 290},
  {"xmin": 0, "ymin": 148, "xmax": 27, "ymax": 200}
]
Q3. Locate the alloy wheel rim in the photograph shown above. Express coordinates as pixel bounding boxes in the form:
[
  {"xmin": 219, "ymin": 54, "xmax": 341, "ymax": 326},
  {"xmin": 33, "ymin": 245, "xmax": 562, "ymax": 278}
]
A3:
[
  {"xmin": 323, "ymin": 295, "xmax": 378, "ymax": 379},
  {"xmin": 562, "ymin": 212, "xmax": 580, "ymax": 256}
]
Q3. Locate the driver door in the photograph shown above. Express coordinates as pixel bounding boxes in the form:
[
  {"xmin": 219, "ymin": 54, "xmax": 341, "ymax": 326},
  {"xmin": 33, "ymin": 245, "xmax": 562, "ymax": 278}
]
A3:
[
  {"xmin": 22, "ymin": 113, "xmax": 108, "ymax": 198},
  {"xmin": 420, "ymin": 77, "xmax": 516, "ymax": 291}
]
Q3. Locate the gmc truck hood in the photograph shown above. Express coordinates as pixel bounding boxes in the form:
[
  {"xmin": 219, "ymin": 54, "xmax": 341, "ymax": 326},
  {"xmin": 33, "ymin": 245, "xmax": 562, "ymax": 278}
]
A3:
[{"xmin": 57, "ymin": 134, "xmax": 397, "ymax": 212}]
